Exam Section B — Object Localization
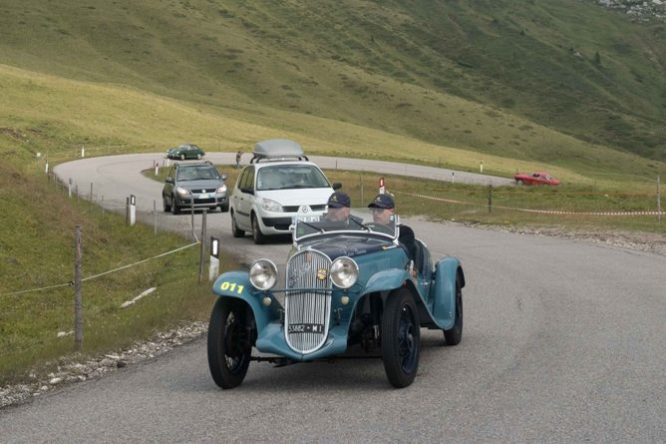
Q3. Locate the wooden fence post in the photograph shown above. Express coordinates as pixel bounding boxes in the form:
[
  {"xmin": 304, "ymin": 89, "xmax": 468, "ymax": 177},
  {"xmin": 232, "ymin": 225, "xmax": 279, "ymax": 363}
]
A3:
[
  {"xmin": 199, "ymin": 210, "xmax": 208, "ymax": 283},
  {"xmin": 74, "ymin": 225, "xmax": 83, "ymax": 351}
]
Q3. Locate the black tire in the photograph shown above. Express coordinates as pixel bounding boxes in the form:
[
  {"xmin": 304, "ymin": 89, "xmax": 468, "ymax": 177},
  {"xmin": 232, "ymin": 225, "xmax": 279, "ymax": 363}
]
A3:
[
  {"xmin": 231, "ymin": 211, "xmax": 245, "ymax": 237},
  {"xmin": 163, "ymin": 197, "xmax": 171, "ymax": 212},
  {"xmin": 381, "ymin": 288, "xmax": 420, "ymax": 388},
  {"xmin": 171, "ymin": 195, "xmax": 180, "ymax": 215},
  {"xmin": 516, "ymin": 179, "xmax": 523, "ymax": 186},
  {"xmin": 207, "ymin": 299, "xmax": 253, "ymax": 389},
  {"xmin": 251, "ymin": 213, "xmax": 265, "ymax": 244},
  {"xmin": 443, "ymin": 279, "xmax": 463, "ymax": 346},
  {"xmin": 220, "ymin": 202, "xmax": 229, "ymax": 213}
]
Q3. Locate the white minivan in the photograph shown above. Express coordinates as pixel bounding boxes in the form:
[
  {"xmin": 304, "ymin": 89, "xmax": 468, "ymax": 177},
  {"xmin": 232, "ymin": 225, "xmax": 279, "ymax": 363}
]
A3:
[{"xmin": 230, "ymin": 139, "xmax": 339, "ymax": 244}]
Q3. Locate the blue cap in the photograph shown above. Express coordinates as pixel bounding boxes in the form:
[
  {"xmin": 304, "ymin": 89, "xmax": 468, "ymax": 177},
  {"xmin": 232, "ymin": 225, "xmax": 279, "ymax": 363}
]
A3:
[
  {"xmin": 327, "ymin": 191, "xmax": 351, "ymax": 208},
  {"xmin": 368, "ymin": 193, "xmax": 395, "ymax": 209}
]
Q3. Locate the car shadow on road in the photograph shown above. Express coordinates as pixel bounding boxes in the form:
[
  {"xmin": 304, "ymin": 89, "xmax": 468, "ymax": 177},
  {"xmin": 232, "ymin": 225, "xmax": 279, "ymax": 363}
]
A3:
[{"xmin": 183, "ymin": 335, "xmax": 456, "ymax": 394}]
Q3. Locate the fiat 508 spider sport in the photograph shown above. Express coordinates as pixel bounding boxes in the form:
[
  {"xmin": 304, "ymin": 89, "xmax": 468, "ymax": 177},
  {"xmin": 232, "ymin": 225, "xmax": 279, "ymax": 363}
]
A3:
[{"xmin": 207, "ymin": 211, "xmax": 465, "ymax": 388}]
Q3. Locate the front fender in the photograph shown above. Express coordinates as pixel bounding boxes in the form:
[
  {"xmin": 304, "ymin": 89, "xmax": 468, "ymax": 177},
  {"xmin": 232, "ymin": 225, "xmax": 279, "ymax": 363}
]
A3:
[
  {"xmin": 362, "ymin": 268, "xmax": 410, "ymax": 295},
  {"xmin": 212, "ymin": 271, "xmax": 280, "ymax": 332},
  {"xmin": 431, "ymin": 257, "xmax": 463, "ymax": 330}
]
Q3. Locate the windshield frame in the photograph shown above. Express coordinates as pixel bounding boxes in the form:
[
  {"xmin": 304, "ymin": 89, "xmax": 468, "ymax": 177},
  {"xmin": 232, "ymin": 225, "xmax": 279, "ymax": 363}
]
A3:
[{"xmin": 292, "ymin": 209, "xmax": 400, "ymax": 244}]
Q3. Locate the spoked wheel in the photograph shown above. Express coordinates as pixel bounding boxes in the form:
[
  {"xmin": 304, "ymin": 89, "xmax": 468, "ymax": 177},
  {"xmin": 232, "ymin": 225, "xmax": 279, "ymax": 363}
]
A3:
[
  {"xmin": 231, "ymin": 211, "xmax": 245, "ymax": 237},
  {"xmin": 180, "ymin": 154, "xmax": 185, "ymax": 161},
  {"xmin": 443, "ymin": 278, "xmax": 463, "ymax": 346},
  {"xmin": 207, "ymin": 298, "xmax": 253, "ymax": 389},
  {"xmin": 381, "ymin": 288, "xmax": 420, "ymax": 388},
  {"xmin": 251, "ymin": 214, "xmax": 265, "ymax": 245}
]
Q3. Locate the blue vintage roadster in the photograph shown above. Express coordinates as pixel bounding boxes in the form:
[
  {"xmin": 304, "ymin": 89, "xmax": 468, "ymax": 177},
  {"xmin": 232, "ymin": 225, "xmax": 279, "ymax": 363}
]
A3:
[{"xmin": 207, "ymin": 211, "xmax": 465, "ymax": 388}]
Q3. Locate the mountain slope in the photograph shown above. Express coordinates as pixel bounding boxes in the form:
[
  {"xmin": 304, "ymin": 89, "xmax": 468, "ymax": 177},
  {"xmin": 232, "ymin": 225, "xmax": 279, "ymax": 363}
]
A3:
[{"xmin": 0, "ymin": 0, "xmax": 664, "ymax": 164}]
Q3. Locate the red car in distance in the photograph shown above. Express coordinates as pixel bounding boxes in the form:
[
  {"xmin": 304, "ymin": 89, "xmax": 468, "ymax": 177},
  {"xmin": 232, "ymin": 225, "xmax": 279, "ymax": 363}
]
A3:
[{"xmin": 514, "ymin": 171, "xmax": 560, "ymax": 186}]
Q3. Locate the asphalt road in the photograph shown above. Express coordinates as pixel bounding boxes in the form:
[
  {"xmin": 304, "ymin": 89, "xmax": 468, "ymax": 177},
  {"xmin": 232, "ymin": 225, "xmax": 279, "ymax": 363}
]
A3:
[{"xmin": 1, "ymin": 154, "xmax": 664, "ymax": 442}]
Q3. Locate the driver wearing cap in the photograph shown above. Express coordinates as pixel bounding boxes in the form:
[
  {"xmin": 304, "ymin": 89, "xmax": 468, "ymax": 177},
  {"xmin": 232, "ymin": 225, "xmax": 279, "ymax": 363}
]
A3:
[{"xmin": 325, "ymin": 191, "xmax": 352, "ymax": 222}]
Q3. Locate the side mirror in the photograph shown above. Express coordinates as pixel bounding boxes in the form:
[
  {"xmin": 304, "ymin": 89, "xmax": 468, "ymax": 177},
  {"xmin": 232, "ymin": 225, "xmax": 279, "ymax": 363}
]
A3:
[
  {"xmin": 332, "ymin": 182, "xmax": 342, "ymax": 190},
  {"xmin": 241, "ymin": 187, "xmax": 254, "ymax": 195},
  {"xmin": 221, "ymin": 174, "xmax": 228, "ymax": 181}
]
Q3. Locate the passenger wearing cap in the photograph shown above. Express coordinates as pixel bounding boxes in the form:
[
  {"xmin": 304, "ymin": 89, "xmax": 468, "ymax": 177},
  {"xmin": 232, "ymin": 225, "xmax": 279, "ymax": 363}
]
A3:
[
  {"xmin": 368, "ymin": 193, "xmax": 417, "ymax": 269},
  {"xmin": 325, "ymin": 191, "xmax": 352, "ymax": 222}
]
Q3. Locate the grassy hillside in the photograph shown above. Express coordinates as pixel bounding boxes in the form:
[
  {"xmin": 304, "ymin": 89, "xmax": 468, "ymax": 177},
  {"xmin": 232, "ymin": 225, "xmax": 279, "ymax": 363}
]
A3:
[{"xmin": 0, "ymin": 0, "xmax": 664, "ymax": 164}]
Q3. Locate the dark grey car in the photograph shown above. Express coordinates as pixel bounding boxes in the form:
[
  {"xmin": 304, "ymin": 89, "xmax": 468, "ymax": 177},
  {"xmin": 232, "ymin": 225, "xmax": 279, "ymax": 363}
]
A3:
[{"xmin": 162, "ymin": 162, "xmax": 229, "ymax": 214}]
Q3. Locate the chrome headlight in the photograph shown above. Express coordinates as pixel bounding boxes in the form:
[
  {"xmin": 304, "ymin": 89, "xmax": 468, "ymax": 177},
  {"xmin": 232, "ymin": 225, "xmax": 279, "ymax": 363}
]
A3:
[
  {"xmin": 249, "ymin": 259, "xmax": 278, "ymax": 291},
  {"xmin": 216, "ymin": 184, "xmax": 227, "ymax": 194},
  {"xmin": 175, "ymin": 186, "xmax": 191, "ymax": 197},
  {"xmin": 261, "ymin": 197, "xmax": 282, "ymax": 212},
  {"xmin": 330, "ymin": 257, "xmax": 358, "ymax": 289}
]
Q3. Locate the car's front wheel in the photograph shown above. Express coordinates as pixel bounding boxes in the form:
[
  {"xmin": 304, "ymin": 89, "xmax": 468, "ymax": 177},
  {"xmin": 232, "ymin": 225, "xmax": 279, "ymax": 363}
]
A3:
[
  {"xmin": 251, "ymin": 213, "xmax": 266, "ymax": 244},
  {"xmin": 163, "ymin": 196, "xmax": 171, "ymax": 212},
  {"xmin": 207, "ymin": 299, "xmax": 253, "ymax": 389},
  {"xmin": 180, "ymin": 154, "xmax": 185, "ymax": 161},
  {"xmin": 381, "ymin": 288, "xmax": 420, "ymax": 388},
  {"xmin": 220, "ymin": 202, "xmax": 229, "ymax": 213},
  {"xmin": 170, "ymin": 195, "xmax": 180, "ymax": 215},
  {"xmin": 231, "ymin": 211, "xmax": 245, "ymax": 237},
  {"xmin": 443, "ymin": 278, "xmax": 463, "ymax": 346}
]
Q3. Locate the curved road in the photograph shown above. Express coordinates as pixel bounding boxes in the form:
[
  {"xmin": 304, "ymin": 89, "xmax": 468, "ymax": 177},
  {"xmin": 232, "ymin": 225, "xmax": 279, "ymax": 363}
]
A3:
[{"xmin": 1, "ymin": 154, "xmax": 664, "ymax": 442}]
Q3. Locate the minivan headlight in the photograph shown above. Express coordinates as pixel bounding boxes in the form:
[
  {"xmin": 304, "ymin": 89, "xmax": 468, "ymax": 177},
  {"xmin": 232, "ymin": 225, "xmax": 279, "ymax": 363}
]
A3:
[
  {"xmin": 249, "ymin": 259, "xmax": 278, "ymax": 291},
  {"xmin": 261, "ymin": 198, "xmax": 282, "ymax": 212},
  {"xmin": 330, "ymin": 257, "xmax": 358, "ymax": 289}
]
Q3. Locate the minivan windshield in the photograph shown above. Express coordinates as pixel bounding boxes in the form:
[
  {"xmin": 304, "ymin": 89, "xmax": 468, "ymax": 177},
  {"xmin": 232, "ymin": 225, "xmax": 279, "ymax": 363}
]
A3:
[{"xmin": 256, "ymin": 164, "xmax": 330, "ymax": 191}]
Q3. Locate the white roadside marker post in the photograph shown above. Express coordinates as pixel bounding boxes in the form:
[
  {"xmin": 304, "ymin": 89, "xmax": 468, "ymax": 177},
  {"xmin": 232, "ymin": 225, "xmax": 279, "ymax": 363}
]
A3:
[{"xmin": 209, "ymin": 237, "xmax": 220, "ymax": 282}]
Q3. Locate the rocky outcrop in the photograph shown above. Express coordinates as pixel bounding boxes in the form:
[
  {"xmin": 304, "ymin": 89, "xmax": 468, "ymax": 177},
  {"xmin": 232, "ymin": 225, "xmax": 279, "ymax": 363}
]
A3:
[{"xmin": 593, "ymin": 0, "xmax": 666, "ymax": 22}]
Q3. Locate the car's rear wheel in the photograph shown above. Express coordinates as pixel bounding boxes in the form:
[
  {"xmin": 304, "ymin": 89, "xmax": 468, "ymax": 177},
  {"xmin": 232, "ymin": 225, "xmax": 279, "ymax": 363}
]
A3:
[
  {"xmin": 443, "ymin": 278, "xmax": 463, "ymax": 346},
  {"xmin": 197, "ymin": 153, "xmax": 202, "ymax": 160},
  {"xmin": 251, "ymin": 213, "xmax": 265, "ymax": 244},
  {"xmin": 381, "ymin": 288, "xmax": 420, "ymax": 388},
  {"xmin": 231, "ymin": 211, "xmax": 245, "ymax": 237},
  {"xmin": 180, "ymin": 154, "xmax": 185, "ymax": 161},
  {"xmin": 207, "ymin": 298, "xmax": 252, "ymax": 389}
]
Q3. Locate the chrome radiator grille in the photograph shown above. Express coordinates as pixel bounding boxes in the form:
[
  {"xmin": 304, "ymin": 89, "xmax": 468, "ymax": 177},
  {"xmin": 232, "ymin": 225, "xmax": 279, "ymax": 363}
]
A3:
[{"xmin": 285, "ymin": 250, "xmax": 332, "ymax": 354}]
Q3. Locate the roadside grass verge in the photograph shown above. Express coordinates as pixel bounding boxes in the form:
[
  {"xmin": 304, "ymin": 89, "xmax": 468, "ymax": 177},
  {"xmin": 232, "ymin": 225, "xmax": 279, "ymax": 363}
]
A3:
[
  {"xmin": 324, "ymin": 170, "xmax": 666, "ymax": 235},
  {"xmin": 146, "ymin": 165, "xmax": 664, "ymax": 235},
  {"xmin": 0, "ymin": 158, "xmax": 236, "ymax": 385}
]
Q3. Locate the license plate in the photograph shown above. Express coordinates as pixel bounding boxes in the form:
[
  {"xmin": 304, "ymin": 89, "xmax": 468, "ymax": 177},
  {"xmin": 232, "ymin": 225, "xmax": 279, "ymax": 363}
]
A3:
[
  {"xmin": 198, "ymin": 193, "xmax": 210, "ymax": 199},
  {"xmin": 288, "ymin": 323, "xmax": 324, "ymax": 334}
]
